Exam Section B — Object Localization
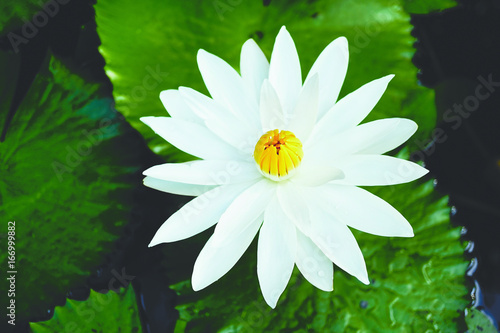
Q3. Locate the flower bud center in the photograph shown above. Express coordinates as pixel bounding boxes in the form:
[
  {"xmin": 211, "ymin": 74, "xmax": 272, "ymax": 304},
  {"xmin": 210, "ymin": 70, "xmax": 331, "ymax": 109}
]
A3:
[{"xmin": 253, "ymin": 129, "xmax": 303, "ymax": 181}]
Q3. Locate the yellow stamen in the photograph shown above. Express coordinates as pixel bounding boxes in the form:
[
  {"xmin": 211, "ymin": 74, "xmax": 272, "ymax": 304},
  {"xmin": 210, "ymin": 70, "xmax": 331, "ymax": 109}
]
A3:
[{"xmin": 253, "ymin": 129, "xmax": 303, "ymax": 181}]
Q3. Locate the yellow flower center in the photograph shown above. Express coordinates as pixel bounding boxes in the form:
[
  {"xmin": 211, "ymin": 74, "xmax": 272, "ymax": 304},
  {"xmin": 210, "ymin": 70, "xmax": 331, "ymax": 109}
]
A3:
[{"xmin": 253, "ymin": 129, "xmax": 303, "ymax": 181}]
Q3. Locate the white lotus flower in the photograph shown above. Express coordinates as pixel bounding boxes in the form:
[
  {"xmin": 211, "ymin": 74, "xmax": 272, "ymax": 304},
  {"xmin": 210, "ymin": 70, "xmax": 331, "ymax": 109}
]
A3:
[{"xmin": 142, "ymin": 26, "xmax": 428, "ymax": 308}]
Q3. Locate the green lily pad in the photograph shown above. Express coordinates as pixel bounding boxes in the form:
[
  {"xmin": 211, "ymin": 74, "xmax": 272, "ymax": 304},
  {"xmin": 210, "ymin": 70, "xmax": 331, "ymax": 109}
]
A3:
[
  {"xmin": 403, "ymin": 0, "xmax": 457, "ymax": 14},
  {"xmin": 29, "ymin": 286, "xmax": 142, "ymax": 333},
  {"xmin": 0, "ymin": 0, "xmax": 41, "ymax": 32},
  {"xmin": 0, "ymin": 52, "xmax": 148, "ymax": 321},
  {"xmin": 94, "ymin": 0, "xmax": 457, "ymax": 160},
  {"xmin": 465, "ymin": 308, "xmax": 497, "ymax": 333}
]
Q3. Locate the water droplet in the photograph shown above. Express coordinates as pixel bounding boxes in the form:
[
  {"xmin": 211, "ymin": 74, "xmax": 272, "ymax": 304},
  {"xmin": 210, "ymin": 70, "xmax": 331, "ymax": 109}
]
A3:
[
  {"xmin": 467, "ymin": 258, "xmax": 478, "ymax": 277},
  {"xmin": 360, "ymin": 300, "xmax": 368, "ymax": 309},
  {"xmin": 450, "ymin": 206, "xmax": 457, "ymax": 217},
  {"xmin": 465, "ymin": 241, "xmax": 475, "ymax": 254}
]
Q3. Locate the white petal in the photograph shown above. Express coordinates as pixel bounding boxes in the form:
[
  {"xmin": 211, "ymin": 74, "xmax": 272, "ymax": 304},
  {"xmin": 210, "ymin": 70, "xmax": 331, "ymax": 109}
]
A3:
[
  {"xmin": 277, "ymin": 183, "xmax": 311, "ymax": 236},
  {"xmin": 241, "ymin": 38, "xmax": 269, "ymax": 105},
  {"xmin": 269, "ymin": 26, "xmax": 302, "ymax": 120},
  {"xmin": 178, "ymin": 86, "xmax": 234, "ymax": 121},
  {"xmin": 288, "ymin": 73, "xmax": 319, "ymax": 141},
  {"xmin": 305, "ymin": 36, "xmax": 349, "ymax": 120},
  {"xmin": 144, "ymin": 160, "xmax": 260, "ymax": 185},
  {"xmin": 144, "ymin": 176, "xmax": 215, "ymax": 196},
  {"xmin": 332, "ymin": 155, "xmax": 428, "ymax": 186},
  {"xmin": 291, "ymin": 163, "xmax": 344, "ymax": 187},
  {"xmin": 179, "ymin": 87, "xmax": 260, "ymax": 154},
  {"xmin": 159, "ymin": 89, "xmax": 201, "ymax": 124},
  {"xmin": 211, "ymin": 179, "xmax": 275, "ymax": 247},
  {"xmin": 310, "ymin": 74, "xmax": 394, "ymax": 143},
  {"xmin": 260, "ymin": 80, "xmax": 285, "ymax": 131},
  {"xmin": 149, "ymin": 183, "xmax": 250, "ymax": 245},
  {"xmin": 316, "ymin": 184, "xmax": 414, "ymax": 237},
  {"xmin": 309, "ymin": 207, "xmax": 369, "ymax": 285},
  {"xmin": 258, "ymin": 197, "xmax": 296, "ymax": 308},
  {"xmin": 355, "ymin": 118, "xmax": 418, "ymax": 155},
  {"xmin": 197, "ymin": 49, "xmax": 258, "ymax": 126},
  {"xmin": 140, "ymin": 116, "xmax": 241, "ymax": 160},
  {"xmin": 202, "ymin": 117, "xmax": 259, "ymax": 156},
  {"xmin": 296, "ymin": 231, "xmax": 333, "ymax": 291},
  {"xmin": 192, "ymin": 214, "xmax": 262, "ymax": 291},
  {"xmin": 306, "ymin": 118, "xmax": 418, "ymax": 162}
]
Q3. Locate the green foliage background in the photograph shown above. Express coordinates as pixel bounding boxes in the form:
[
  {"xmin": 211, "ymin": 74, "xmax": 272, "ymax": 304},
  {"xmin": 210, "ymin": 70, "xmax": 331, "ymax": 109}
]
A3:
[
  {"xmin": 29, "ymin": 286, "xmax": 142, "ymax": 333},
  {"xmin": 0, "ymin": 0, "xmax": 480, "ymax": 332},
  {"xmin": 0, "ymin": 51, "xmax": 152, "ymax": 322}
]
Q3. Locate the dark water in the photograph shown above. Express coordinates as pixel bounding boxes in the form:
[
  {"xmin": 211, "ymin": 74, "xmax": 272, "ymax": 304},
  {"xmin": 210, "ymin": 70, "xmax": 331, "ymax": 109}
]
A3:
[
  {"xmin": 412, "ymin": 0, "xmax": 500, "ymax": 328},
  {"xmin": 1, "ymin": 0, "xmax": 500, "ymax": 332}
]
